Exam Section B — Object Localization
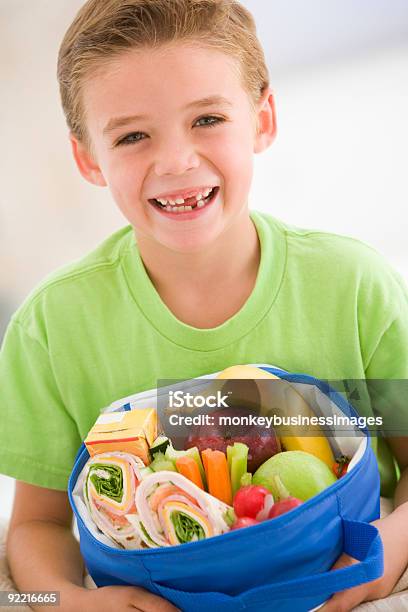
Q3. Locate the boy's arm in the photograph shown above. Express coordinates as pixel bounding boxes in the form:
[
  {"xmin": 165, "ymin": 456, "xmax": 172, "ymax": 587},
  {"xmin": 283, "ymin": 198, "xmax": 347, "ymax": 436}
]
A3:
[
  {"xmin": 388, "ymin": 437, "xmax": 408, "ymax": 507},
  {"xmin": 7, "ymin": 481, "xmax": 84, "ymax": 592},
  {"xmin": 321, "ymin": 437, "xmax": 408, "ymax": 611},
  {"xmin": 6, "ymin": 482, "xmax": 179, "ymax": 612}
]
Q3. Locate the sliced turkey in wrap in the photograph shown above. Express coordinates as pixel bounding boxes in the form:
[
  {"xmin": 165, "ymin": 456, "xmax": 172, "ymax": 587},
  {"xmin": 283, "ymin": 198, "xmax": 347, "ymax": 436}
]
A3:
[
  {"xmin": 83, "ymin": 451, "xmax": 145, "ymax": 549},
  {"xmin": 126, "ymin": 470, "xmax": 231, "ymax": 548}
]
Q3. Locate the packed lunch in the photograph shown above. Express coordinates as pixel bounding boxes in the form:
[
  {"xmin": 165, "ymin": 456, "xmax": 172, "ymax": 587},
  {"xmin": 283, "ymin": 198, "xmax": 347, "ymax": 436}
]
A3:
[{"xmin": 74, "ymin": 365, "xmax": 354, "ymax": 551}]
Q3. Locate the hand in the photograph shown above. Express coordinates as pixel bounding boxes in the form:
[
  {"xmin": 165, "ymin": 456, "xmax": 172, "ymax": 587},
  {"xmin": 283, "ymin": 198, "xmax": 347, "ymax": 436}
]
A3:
[
  {"xmin": 320, "ymin": 503, "xmax": 408, "ymax": 611},
  {"xmin": 73, "ymin": 584, "xmax": 181, "ymax": 612}
]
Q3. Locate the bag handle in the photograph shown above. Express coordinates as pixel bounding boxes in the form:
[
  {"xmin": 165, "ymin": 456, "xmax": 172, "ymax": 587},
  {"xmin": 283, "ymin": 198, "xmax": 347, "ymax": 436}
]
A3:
[{"xmin": 156, "ymin": 519, "xmax": 383, "ymax": 610}]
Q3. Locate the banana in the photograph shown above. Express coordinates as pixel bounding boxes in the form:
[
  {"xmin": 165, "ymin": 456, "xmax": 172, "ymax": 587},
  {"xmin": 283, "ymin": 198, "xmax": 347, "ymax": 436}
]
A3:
[
  {"xmin": 216, "ymin": 365, "xmax": 280, "ymax": 380},
  {"xmin": 268, "ymin": 378, "xmax": 335, "ymax": 469},
  {"xmin": 279, "ymin": 435, "xmax": 334, "ymax": 469},
  {"xmin": 216, "ymin": 365, "xmax": 335, "ymax": 469}
]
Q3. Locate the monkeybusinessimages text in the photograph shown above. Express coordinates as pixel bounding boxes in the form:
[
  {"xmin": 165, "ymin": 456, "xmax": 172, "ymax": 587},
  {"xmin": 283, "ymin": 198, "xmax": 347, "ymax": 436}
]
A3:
[{"xmin": 166, "ymin": 390, "xmax": 383, "ymax": 429}]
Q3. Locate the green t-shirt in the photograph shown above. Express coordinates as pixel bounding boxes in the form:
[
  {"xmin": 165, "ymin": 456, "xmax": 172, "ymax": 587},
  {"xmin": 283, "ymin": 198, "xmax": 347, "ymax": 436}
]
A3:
[{"xmin": 1, "ymin": 211, "xmax": 407, "ymax": 495}]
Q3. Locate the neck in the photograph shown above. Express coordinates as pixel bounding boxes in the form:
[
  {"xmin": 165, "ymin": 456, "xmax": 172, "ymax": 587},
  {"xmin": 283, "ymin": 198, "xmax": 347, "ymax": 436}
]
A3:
[{"xmin": 136, "ymin": 209, "xmax": 259, "ymax": 297}]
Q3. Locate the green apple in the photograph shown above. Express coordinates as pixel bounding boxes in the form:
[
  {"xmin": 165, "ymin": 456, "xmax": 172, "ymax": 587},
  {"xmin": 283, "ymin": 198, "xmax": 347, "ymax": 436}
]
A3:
[{"xmin": 252, "ymin": 450, "xmax": 337, "ymax": 502}]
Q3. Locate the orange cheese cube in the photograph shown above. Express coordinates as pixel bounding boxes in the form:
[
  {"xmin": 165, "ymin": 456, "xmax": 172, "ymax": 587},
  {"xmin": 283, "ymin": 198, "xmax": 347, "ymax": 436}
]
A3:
[{"xmin": 85, "ymin": 408, "xmax": 157, "ymax": 465}]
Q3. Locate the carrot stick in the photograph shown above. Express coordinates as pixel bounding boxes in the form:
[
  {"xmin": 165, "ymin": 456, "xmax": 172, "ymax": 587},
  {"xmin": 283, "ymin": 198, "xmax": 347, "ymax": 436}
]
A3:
[
  {"xmin": 175, "ymin": 456, "xmax": 204, "ymax": 490},
  {"xmin": 201, "ymin": 448, "xmax": 211, "ymax": 479},
  {"xmin": 201, "ymin": 449, "xmax": 232, "ymax": 505}
]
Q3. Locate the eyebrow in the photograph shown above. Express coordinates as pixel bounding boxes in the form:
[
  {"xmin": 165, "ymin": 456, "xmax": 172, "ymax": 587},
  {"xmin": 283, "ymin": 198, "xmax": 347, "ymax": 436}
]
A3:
[{"xmin": 103, "ymin": 95, "xmax": 233, "ymax": 135}]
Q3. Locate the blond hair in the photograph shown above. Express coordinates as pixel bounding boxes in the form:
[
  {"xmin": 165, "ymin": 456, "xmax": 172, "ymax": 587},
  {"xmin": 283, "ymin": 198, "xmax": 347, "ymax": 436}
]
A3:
[{"xmin": 57, "ymin": 0, "xmax": 269, "ymax": 143}]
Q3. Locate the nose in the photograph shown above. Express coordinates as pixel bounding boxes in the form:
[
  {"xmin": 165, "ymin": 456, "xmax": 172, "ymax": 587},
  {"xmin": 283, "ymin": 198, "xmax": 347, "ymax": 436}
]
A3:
[{"xmin": 153, "ymin": 136, "xmax": 200, "ymax": 176}]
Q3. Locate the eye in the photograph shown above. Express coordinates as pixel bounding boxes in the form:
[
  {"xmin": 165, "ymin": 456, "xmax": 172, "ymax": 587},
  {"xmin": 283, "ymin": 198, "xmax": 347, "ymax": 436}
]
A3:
[
  {"xmin": 194, "ymin": 115, "xmax": 225, "ymax": 128},
  {"xmin": 116, "ymin": 132, "xmax": 147, "ymax": 146}
]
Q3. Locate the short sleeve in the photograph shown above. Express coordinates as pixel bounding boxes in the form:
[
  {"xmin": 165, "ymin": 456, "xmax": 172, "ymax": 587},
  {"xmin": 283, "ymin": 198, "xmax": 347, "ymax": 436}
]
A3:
[
  {"xmin": 0, "ymin": 317, "xmax": 82, "ymax": 490},
  {"xmin": 364, "ymin": 272, "xmax": 408, "ymax": 438}
]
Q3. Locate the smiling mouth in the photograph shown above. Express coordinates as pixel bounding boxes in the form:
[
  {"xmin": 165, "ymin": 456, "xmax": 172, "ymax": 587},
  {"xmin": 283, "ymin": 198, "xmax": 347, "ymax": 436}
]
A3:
[{"xmin": 148, "ymin": 186, "xmax": 219, "ymax": 213}]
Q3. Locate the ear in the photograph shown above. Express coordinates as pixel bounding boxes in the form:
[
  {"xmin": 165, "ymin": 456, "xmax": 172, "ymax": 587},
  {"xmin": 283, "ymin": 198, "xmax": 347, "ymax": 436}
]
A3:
[
  {"xmin": 70, "ymin": 134, "xmax": 107, "ymax": 187},
  {"xmin": 253, "ymin": 88, "xmax": 277, "ymax": 154}
]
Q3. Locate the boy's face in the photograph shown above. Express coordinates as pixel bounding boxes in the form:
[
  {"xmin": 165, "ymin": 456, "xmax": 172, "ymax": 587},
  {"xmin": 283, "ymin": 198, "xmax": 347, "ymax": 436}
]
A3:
[{"xmin": 73, "ymin": 43, "xmax": 275, "ymax": 253}]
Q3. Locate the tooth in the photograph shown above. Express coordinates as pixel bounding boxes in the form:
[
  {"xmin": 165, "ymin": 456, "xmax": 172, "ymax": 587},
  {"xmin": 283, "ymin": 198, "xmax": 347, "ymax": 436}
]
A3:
[
  {"xmin": 184, "ymin": 205, "xmax": 192, "ymax": 211},
  {"xmin": 197, "ymin": 201, "xmax": 205, "ymax": 208},
  {"xmin": 178, "ymin": 206, "xmax": 185, "ymax": 212},
  {"xmin": 175, "ymin": 198, "xmax": 184, "ymax": 204},
  {"xmin": 165, "ymin": 205, "xmax": 172, "ymax": 211},
  {"xmin": 203, "ymin": 188, "xmax": 211, "ymax": 197},
  {"xmin": 168, "ymin": 199, "xmax": 176, "ymax": 206},
  {"xmin": 158, "ymin": 198, "xmax": 167, "ymax": 205},
  {"xmin": 196, "ymin": 193, "xmax": 203, "ymax": 200}
]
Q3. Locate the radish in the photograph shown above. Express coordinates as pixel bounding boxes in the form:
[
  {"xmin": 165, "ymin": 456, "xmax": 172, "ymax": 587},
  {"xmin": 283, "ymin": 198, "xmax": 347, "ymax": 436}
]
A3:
[
  {"xmin": 233, "ymin": 485, "xmax": 274, "ymax": 520},
  {"xmin": 231, "ymin": 517, "xmax": 260, "ymax": 530},
  {"xmin": 268, "ymin": 496, "xmax": 302, "ymax": 518}
]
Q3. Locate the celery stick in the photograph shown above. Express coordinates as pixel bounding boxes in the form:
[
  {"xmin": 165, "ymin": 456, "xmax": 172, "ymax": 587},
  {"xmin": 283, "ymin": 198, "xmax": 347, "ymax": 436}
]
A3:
[
  {"xmin": 224, "ymin": 507, "xmax": 236, "ymax": 527},
  {"xmin": 164, "ymin": 444, "xmax": 181, "ymax": 463},
  {"xmin": 240, "ymin": 472, "xmax": 252, "ymax": 488},
  {"xmin": 150, "ymin": 458, "xmax": 177, "ymax": 472},
  {"xmin": 230, "ymin": 443, "xmax": 249, "ymax": 495},
  {"xmin": 227, "ymin": 445, "xmax": 233, "ymax": 471},
  {"xmin": 150, "ymin": 452, "xmax": 177, "ymax": 472}
]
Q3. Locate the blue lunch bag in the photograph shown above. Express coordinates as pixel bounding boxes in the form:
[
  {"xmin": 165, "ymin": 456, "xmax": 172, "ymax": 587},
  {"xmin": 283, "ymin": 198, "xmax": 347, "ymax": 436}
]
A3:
[{"xmin": 68, "ymin": 365, "xmax": 383, "ymax": 612}]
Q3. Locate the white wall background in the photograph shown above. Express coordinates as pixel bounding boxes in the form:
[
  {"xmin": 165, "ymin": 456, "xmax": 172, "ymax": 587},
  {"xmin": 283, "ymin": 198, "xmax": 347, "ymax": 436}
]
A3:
[{"xmin": 1, "ymin": 1, "xmax": 407, "ymax": 519}]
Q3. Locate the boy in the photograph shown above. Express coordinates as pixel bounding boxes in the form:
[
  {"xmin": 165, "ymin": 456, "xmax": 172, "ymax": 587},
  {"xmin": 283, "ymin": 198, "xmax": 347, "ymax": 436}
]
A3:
[{"xmin": 1, "ymin": 1, "xmax": 407, "ymax": 610}]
